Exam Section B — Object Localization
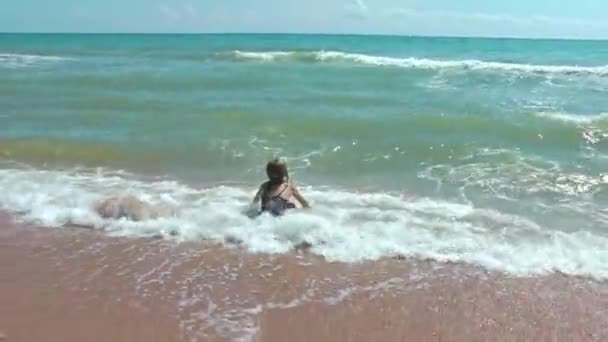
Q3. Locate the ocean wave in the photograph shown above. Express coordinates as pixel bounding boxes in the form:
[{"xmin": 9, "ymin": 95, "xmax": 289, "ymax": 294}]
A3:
[
  {"xmin": 231, "ymin": 50, "xmax": 608, "ymax": 76},
  {"xmin": 232, "ymin": 51, "xmax": 294, "ymax": 61},
  {"xmin": 420, "ymin": 148, "xmax": 607, "ymax": 201},
  {"xmin": 1, "ymin": 166, "xmax": 608, "ymax": 279},
  {"xmin": 0, "ymin": 53, "xmax": 70, "ymax": 68},
  {"xmin": 535, "ymin": 111, "xmax": 608, "ymax": 125}
]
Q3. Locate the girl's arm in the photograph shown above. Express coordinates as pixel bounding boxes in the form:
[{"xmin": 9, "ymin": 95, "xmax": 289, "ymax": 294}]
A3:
[
  {"xmin": 252, "ymin": 185, "xmax": 264, "ymax": 207},
  {"xmin": 291, "ymin": 182, "xmax": 310, "ymax": 208}
]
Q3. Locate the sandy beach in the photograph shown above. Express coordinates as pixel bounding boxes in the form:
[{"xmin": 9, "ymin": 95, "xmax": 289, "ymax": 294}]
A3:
[{"xmin": 1, "ymin": 211, "xmax": 607, "ymax": 342}]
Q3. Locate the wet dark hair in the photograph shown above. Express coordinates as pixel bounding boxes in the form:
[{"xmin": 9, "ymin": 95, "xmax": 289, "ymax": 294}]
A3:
[{"xmin": 266, "ymin": 158, "xmax": 289, "ymax": 183}]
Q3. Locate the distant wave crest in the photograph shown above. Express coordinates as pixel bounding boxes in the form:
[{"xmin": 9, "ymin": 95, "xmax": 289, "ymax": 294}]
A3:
[
  {"xmin": 231, "ymin": 50, "xmax": 608, "ymax": 76},
  {"xmin": 535, "ymin": 111, "xmax": 608, "ymax": 124},
  {"xmin": 0, "ymin": 53, "xmax": 70, "ymax": 68}
]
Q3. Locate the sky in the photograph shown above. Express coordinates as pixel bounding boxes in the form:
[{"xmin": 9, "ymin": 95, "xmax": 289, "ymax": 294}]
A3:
[{"xmin": 1, "ymin": 0, "xmax": 607, "ymax": 39}]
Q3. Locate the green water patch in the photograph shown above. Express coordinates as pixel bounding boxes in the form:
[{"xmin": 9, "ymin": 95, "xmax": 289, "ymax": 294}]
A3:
[{"xmin": 0, "ymin": 138, "xmax": 159, "ymax": 166}]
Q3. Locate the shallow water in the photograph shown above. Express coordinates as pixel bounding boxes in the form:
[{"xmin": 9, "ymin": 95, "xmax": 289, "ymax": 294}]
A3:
[{"xmin": 1, "ymin": 33, "xmax": 608, "ymax": 278}]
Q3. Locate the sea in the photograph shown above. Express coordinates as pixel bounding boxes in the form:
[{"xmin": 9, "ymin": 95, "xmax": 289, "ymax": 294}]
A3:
[{"xmin": 2, "ymin": 33, "xmax": 608, "ymax": 279}]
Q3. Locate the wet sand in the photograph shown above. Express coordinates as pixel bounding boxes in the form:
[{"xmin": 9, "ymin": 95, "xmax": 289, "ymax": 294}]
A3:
[{"xmin": 1, "ymin": 212, "xmax": 607, "ymax": 342}]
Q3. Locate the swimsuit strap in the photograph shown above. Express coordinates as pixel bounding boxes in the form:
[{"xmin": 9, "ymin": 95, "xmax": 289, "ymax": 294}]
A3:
[
  {"xmin": 262, "ymin": 179, "xmax": 296, "ymax": 216},
  {"xmin": 274, "ymin": 179, "xmax": 290, "ymax": 199},
  {"xmin": 266, "ymin": 178, "xmax": 289, "ymax": 200}
]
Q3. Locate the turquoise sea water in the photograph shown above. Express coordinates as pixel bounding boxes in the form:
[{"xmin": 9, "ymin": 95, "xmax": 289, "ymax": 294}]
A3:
[{"xmin": 2, "ymin": 34, "xmax": 608, "ymax": 276}]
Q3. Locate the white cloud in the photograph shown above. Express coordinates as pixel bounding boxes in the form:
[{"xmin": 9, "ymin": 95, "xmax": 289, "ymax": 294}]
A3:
[
  {"xmin": 159, "ymin": 4, "xmax": 181, "ymax": 21},
  {"xmin": 184, "ymin": 4, "xmax": 199, "ymax": 20},
  {"xmin": 387, "ymin": 8, "xmax": 520, "ymax": 23},
  {"xmin": 388, "ymin": 7, "xmax": 608, "ymax": 29},
  {"xmin": 527, "ymin": 15, "xmax": 608, "ymax": 29},
  {"xmin": 354, "ymin": 0, "xmax": 368, "ymax": 13},
  {"xmin": 158, "ymin": 3, "xmax": 199, "ymax": 22},
  {"xmin": 381, "ymin": 7, "xmax": 608, "ymax": 38},
  {"xmin": 345, "ymin": 0, "xmax": 368, "ymax": 19}
]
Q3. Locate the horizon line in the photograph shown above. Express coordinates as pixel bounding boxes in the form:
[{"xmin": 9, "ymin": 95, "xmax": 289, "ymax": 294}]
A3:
[{"xmin": 1, "ymin": 31, "xmax": 607, "ymax": 42}]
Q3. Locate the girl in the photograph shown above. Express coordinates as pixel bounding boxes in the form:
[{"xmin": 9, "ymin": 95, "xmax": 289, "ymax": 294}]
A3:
[{"xmin": 251, "ymin": 158, "xmax": 310, "ymax": 216}]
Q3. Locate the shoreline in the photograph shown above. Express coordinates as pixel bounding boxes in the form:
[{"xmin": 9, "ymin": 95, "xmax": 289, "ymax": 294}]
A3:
[{"xmin": 1, "ymin": 212, "xmax": 607, "ymax": 341}]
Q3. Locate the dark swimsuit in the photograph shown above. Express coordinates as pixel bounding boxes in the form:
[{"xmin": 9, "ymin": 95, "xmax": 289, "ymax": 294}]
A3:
[{"xmin": 262, "ymin": 181, "xmax": 296, "ymax": 217}]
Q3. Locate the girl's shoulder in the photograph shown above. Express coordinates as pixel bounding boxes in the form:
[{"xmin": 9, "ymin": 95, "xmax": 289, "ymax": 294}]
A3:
[{"xmin": 260, "ymin": 181, "xmax": 271, "ymax": 191}]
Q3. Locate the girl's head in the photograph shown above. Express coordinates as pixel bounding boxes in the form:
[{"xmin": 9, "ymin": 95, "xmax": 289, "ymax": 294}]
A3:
[{"xmin": 266, "ymin": 158, "xmax": 288, "ymax": 183}]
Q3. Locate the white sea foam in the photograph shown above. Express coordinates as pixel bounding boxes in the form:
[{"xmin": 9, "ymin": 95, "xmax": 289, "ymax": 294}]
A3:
[
  {"xmin": 1, "ymin": 166, "xmax": 608, "ymax": 279},
  {"xmin": 0, "ymin": 53, "xmax": 70, "ymax": 68},
  {"xmin": 535, "ymin": 111, "xmax": 608, "ymax": 124},
  {"xmin": 233, "ymin": 50, "xmax": 293, "ymax": 61},
  {"xmin": 232, "ymin": 50, "xmax": 608, "ymax": 76}
]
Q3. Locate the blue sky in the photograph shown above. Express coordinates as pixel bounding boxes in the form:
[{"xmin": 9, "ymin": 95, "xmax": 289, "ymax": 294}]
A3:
[{"xmin": 1, "ymin": 0, "xmax": 607, "ymax": 39}]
